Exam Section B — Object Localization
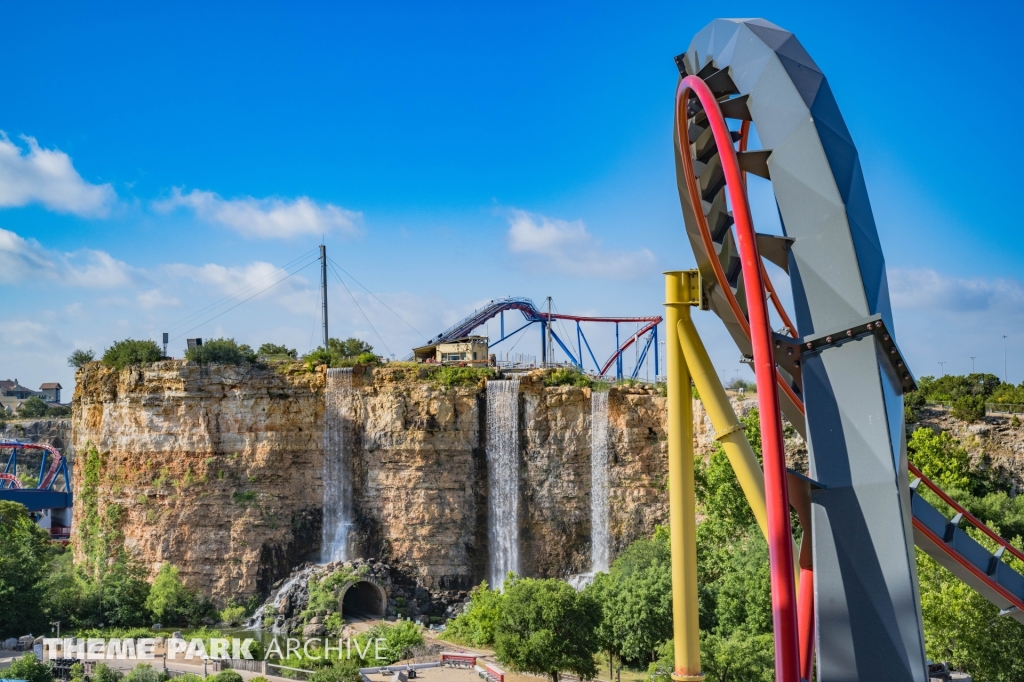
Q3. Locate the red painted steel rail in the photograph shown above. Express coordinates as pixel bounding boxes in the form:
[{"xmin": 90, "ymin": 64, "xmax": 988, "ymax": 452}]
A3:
[{"xmin": 676, "ymin": 74, "xmax": 800, "ymax": 682}]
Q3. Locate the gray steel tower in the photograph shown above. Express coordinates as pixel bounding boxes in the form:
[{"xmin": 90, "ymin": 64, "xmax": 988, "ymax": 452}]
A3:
[{"xmin": 674, "ymin": 19, "xmax": 927, "ymax": 681}]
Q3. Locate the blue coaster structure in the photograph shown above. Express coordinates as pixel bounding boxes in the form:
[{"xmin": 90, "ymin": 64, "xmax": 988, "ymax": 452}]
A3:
[{"xmin": 0, "ymin": 439, "xmax": 73, "ymax": 539}]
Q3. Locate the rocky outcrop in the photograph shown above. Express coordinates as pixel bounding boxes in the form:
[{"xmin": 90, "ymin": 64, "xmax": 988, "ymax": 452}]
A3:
[
  {"xmin": 0, "ymin": 418, "xmax": 73, "ymax": 456},
  {"xmin": 916, "ymin": 407, "xmax": 1024, "ymax": 491},
  {"xmin": 72, "ymin": 361, "xmax": 325, "ymax": 601},
  {"xmin": 71, "ymin": 362, "xmax": 681, "ymax": 603}
]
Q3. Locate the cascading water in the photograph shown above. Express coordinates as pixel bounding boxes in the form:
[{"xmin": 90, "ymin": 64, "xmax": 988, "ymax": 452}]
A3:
[
  {"xmin": 321, "ymin": 367, "xmax": 353, "ymax": 563},
  {"xmin": 486, "ymin": 378, "xmax": 521, "ymax": 588},
  {"xmin": 590, "ymin": 390, "xmax": 610, "ymax": 572}
]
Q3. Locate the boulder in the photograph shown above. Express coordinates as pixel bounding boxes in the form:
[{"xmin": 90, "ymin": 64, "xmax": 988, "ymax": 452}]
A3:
[{"xmin": 303, "ymin": 623, "xmax": 326, "ymax": 637}]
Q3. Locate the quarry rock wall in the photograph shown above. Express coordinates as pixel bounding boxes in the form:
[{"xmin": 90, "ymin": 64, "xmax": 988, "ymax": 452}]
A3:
[{"xmin": 72, "ymin": 362, "xmax": 688, "ymax": 603}]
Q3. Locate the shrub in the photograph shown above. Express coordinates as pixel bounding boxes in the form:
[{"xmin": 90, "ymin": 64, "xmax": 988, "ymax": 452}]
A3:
[
  {"xmin": 443, "ymin": 580, "xmax": 503, "ymax": 647},
  {"xmin": 220, "ymin": 602, "xmax": 246, "ymax": 626},
  {"xmin": 93, "ymin": 664, "xmax": 124, "ymax": 682},
  {"xmin": 102, "ymin": 339, "xmax": 163, "ymax": 370},
  {"xmin": 257, "ymin": 343, "xmax": 297, "ymax": 359},
  {"xmin": 0, "ymin": 653, "xmax": 53, "ymax": 682},
  {"xmin": 308, "ymin": 660, "xmax": 361, "ymax": 682},
  {"xmin": 951, "ymin": 394, "xmax": 986, "ymax": 423},
  {"xmin": 144, "ymin": 563, "xmax": 215, "ymax": 626},
  {"xmin": 363, "ymin": 620, "xmax": 424, "ymax": 664},
  {"xmin": 303, "ymin": 337, "xmax": 378, "ymax": 369},
  {"xmin": 213, "ymin": 671, "xmax": 243, "ymax": 682},
  {"xmin": 185, "ymin": 338, "xmax": 257, "ymax": 365},
  {"xmin": 429, "ymin": 366, "xmax": 495, "ymax": 389},
  {"xmin": 544, "ymin": 367, "xmax": 592, "ymax": 388},
  {"xmin": 68, "ymin": 348, "xmax": 96, "ymax": 368},
  {"xmin": 124, "ymin": 664, "xmax": 160, "ymax": 682}
]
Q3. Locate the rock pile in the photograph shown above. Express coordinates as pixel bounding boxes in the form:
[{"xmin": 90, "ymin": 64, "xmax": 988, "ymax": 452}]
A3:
[{"xmin": 247, "ymin": 558, "xmax": 468, "ymax": 635}]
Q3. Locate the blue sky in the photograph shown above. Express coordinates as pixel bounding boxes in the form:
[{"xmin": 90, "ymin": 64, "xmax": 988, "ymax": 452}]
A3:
[{"xmin": 2, "ymin": 1, "xmax": 1023, "ymax": 394}]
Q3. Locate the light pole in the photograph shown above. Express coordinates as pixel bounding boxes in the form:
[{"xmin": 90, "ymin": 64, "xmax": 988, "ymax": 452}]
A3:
[
  {"xmin": 1004, "ymin": 335, "xmax": 1009, "ymax": 383},
  {"xmin": 938, "ymin": 361, "xmax": 946, "ymax": 376},
  {"xmin": 970, "ymin": 356, "xmax": 976, "ymax": 374},
  {"xmin": 50, "ymin": 621, "xmax": 60, "ymax": 638}
]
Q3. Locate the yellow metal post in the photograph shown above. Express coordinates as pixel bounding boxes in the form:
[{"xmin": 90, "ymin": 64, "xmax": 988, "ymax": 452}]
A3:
[
  {"xmin": 674, "ymin": 273, "xmax": 801, "ymax": 581},
  {"xmin": 676, "ymin": 313, "xmax": 770, "ymax": 541},
  {"xmin": 664, "ymin": 271, "xmax": 703, "ymax": 682}
]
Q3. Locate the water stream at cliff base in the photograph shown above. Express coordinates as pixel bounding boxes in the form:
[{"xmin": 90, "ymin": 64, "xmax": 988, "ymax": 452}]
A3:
[
  {"xmin": 487, "ymin": 378, "xmax": 520, "ymax": 588},
  {"xmin": 321, "ymin": 367, "xmax": 353, "ymax": 563},
  {"xmin": 590, "ymin": 390, "xmax": 610, "ymax": 572}
]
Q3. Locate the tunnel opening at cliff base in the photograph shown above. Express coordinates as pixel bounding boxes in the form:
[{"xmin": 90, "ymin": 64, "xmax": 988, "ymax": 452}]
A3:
[{"xmin": 340, "ymin": 580, "xmax": 387, "ymax": 620}]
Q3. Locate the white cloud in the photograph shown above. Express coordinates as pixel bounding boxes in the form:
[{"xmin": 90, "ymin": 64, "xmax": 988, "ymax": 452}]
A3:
[
  {"xmin": 164, "ymin": 260, "xmax": 315, "ymax": 314},
  {"xmin": 0, "ymin": 227, "xmax": 134, "ymax": 288},
  {"xmin": 154, "ymin": 188, "xmax": 362, "ymax": 239},
  {"xmin": 888, "ymin": 268, "xmax": 1024, "ymax": 314},
  {"xmin": 506, "ymin": 209, "xmax": 656, "ymax": 279},
  {"xmin": 0, "ymin": 132, "xmax": 116, "ymax": 217},
  {"xmin": 137, "ymin": 289, "xmax": 182, "ymax": 310}
]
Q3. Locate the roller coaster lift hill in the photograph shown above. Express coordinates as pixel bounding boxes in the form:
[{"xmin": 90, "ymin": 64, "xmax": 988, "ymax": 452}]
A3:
[{"xmin": 663, "ymin": 18, "xmax": 1024, "ymax": 682}]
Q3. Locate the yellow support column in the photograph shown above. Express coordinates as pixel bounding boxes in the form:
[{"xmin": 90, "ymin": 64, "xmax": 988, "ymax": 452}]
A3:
[
  {"xmin": 676, "ymin": 312, "xmax": 770, "ymax": 541},
  {"xmin": 664, "ymin": 270, "xmax": 703, "ymax": 682}
]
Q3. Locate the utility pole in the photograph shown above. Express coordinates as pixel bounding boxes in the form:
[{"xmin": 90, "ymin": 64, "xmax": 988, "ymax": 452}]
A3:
[
  {"xmin": 546, "ymin": 296, "xmax": 553, "ymax": 366},
  {"xmin": 1004, "ymin": 335, "xmax": 1009, "ymax": 383},
  {"xmin": 970, "ymin": 356, "xmax": 977, "ymax": 374},
  {"xmin": 320, "ymin": 244, "xmax": 329, "ymax": 350},
  {"xmin": 938, "ymin": 361, "xmax": 946, "ymax": 376}
]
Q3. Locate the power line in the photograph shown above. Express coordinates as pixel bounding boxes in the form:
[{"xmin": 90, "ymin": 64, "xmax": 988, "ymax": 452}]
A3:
[
  {"xmin": 170, "ymin": 258, "xmax": 319, "ymax": 342},
  {"xmin": 164, "ymin": 249, "xmax": 319, "ymax": 334},
  {"xmin": 325, "ymin": 260, "xmax": 392, "ymax": 357},
  {"xmin": 326, "ymin": 256, "xmax": 428, "ymax": 342}
]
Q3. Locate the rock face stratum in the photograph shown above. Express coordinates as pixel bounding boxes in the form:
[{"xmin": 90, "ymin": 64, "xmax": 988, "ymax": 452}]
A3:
[{"xmin": 72, "ymin": 362, "xmax": 680, "ymax": 603}]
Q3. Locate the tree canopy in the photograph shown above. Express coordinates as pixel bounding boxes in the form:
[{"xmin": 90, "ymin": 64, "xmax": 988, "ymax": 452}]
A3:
[
  {"xmin": 102, "ymin": 339, "xmax": 163, "ymax": 370},
  {"xmin": 495, "ymin": 576, "xmax": 601, "ymax": 682},
  {"xmin": 68, "ymin": 348, "xmax": 96, "ymax": 368},
  {"xmin": 184, "ymin": 338, "xmax": 258, "ymax": 365}
]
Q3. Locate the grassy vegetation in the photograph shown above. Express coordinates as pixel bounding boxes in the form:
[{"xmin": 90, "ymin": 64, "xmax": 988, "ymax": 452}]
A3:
[
  {"xmin": 426, "ymin": 365, "xmax": 496, "ymax": 389},
  {"xmin": 544, "ymin": 367, "xmax": 593, "ymax": 388}
]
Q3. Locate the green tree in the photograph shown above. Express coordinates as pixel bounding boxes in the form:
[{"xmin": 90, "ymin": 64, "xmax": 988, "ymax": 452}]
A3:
[
  {"xmin": 444, "ymin": 580, "xmax": 504, "ymax": 646},
  {"xmin": 100, "ymin": 560, "xmax": 152, "ymax": 627},
  {"xmin": 495, "ymin": 577, "xmax": 600, "ymax": 682},
  {"xmin": 907, "ymin": 428, "xmax": 973, "ymax": 491},
  {"xmin": 102, "ymin": 339, "xmax": 163, "ymax": 370},
  {"xmin": 257, "ymin": 343, "xmax": 297, "ymax": 358},
  {"xmin": 917, "ymin": 549, "xmax": 1024, "ymax": 681},
  {"xmin": 185, "ymin": 338, "xmax": 257, "ymax": 365},
  {"xmin": 145, "ymin": 562, "xmax": 207, "ymax": 625},
  {"xmin": 951, "ymin": 394, "xmax": 986, "ymax": 423},
  {"xmin": 68, "ymin": 348, "xmax": 96, "ymax": 368},
  {"xmin": 0, "ymin": 501, "xmax": 52, "ymax": 637},
  {"xmin": 17, "ymin": 396, "xmax": 51, "ymax": 418},
  {"xmin": 0, "ymin": 653, "xmax": 54, "ymax": 682},
  {"xmin": 328, "ymin": 337, "xmax": 374, "ymax": 358}
]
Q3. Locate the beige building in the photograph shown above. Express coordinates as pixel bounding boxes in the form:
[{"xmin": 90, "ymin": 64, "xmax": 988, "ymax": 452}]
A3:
[{"xmin": 412, "ymin": 336, "xmax": 490, "ymax": 366}]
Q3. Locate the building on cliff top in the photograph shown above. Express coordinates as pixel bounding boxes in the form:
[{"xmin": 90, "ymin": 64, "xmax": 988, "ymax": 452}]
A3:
[{"xmin": 412, "ymin": 336, "xmax": 491, "ymax": 367}]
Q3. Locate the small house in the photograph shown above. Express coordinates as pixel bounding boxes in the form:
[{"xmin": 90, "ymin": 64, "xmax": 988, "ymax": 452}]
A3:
[{"xmin": 39, "ymin": 383, "xmax": 62, "ymax": 403}]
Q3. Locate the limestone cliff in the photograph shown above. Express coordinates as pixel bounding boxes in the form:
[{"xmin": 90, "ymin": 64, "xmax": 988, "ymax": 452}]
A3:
[
  {"xmin": 72, "ymin": 361, "xmax": 325, "ymax": 601},
  {"xmin": 71, "ymin": 362, "xmax": 676, "ymax": 603}
]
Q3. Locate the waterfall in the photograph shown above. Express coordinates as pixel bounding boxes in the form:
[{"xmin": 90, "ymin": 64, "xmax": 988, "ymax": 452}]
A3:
[
  {"xmin": 321, "ymin": 367, "xmax": 353, "ymax": 563},
  {"xmin": 591, "ymin": 390, "xmax": 610, "ymax": 572},
  {"xmin": 487, "ymin": 378, "xmax": 521, "ymax": 588}
]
